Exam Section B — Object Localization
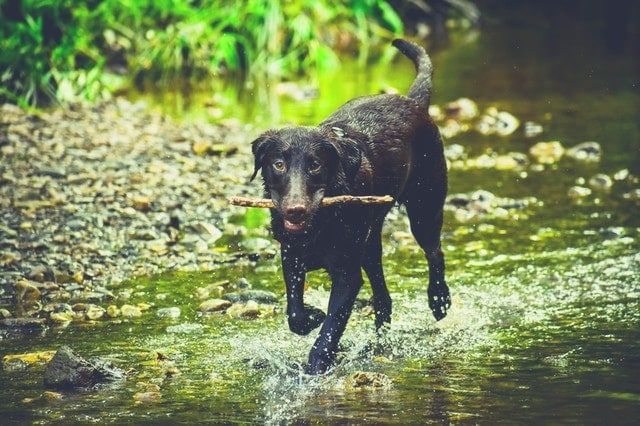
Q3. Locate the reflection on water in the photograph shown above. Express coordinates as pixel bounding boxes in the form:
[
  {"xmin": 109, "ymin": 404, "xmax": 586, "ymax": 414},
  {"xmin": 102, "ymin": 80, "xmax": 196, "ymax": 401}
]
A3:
[{"xmin": 2, "ymin": 1, "xmax": 639, "ymax": 424}]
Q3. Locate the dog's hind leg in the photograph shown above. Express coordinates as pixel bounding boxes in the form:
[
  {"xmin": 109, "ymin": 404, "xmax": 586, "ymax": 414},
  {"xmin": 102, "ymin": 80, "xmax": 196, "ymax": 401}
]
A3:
[
  {"xmin": 363, "ymin": 220, "xmax": 392, "ymax": 329},
  {"xmin": 403, "ymin": 157, "xmax": 451, "ymax": 320}
]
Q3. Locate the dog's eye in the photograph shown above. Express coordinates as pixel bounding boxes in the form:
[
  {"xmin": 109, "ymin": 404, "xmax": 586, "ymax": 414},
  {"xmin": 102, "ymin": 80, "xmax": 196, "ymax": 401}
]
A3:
[
  {"xmin": 272, "ymin": 160, "xmax": 286, "ymax": 172},
  {"xmin": 308, "ymin": 160, "xmax": 321, "ymax": 174}
]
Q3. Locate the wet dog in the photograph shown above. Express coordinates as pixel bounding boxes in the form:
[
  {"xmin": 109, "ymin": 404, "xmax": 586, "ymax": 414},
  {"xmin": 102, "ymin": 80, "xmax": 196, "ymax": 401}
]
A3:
[{"xmin": 250, "ymin": 39, "xmax": 451, "ymax": 374}]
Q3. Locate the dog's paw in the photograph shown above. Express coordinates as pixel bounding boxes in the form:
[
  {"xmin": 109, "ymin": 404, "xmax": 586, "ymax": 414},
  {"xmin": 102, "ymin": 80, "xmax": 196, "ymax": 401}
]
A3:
[
  {"xmin": 428, "ymin": 284, "xmax": 451, "ymax": 321},
  {"xmin": 306, "ymin": 350, "xmax": 335, "ymax": 375},
  {"xmin": 288, "ymin": 305, "xmax": 326, "ymax": 336}
]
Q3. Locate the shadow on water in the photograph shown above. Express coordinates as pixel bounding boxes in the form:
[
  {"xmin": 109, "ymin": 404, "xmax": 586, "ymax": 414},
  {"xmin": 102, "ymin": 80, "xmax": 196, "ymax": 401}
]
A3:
[{"xmin": 1, "ymin": 1, "xmax": 640, "ymax": 424}]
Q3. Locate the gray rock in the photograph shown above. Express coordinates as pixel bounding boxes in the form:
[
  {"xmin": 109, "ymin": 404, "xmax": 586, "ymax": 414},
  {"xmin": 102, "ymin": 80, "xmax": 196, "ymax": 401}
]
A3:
[
  {"xmin": 223, "ymin": 289, "xmax": 279, "ymax": 304},
  {"xmin": 44, "ymin": 346, "xmax": 125, "ymax": 389},
  {"xmin": 566, "ymin": 141, "xmax": 602, "ymax": 162},
  {"xmin": 156, "ymin": 307, "xmax": 181, "ymax": 319}
]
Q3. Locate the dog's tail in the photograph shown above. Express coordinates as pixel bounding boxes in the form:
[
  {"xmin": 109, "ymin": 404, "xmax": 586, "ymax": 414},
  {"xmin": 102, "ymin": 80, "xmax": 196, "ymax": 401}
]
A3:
[{"xmin": 392, "ymin": 38, "xmax": 433, "ymax": 108}]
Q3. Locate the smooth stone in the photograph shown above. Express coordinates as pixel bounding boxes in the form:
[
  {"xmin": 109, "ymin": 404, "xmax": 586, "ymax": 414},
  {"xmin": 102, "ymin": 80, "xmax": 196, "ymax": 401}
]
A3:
[
  {"xmin": 566, "ymin": 141, "xmax": 602, "ymax": 162},
  {"xmin": 227, "ymin": 300, "xmax": 261, "ymax": 319},
  {"xmin": 156, "ymin": 307, "xmax": 181, "ymax": 319},
  {"xmin": 223, "ymin": 289, "xmax": 279, "ymax": 304},
  {"xmin": 3, "ymin": 350, "xmax": 57, "ymax": 371},
  {"xmin": 106, "ymin": 305, "xmax": 121, "ymax": 318},
  {"xmin": 120, "ymin": 305, "xmax": 142, "ymax": 318},
  {"xmin": 199, "ymin": 299, "xmax": 231, "ymax": 312},
  {"xmin": 85, "ymin": 305, "xmax": 105, "ymax": 320},
  {"xmin": 529, "ymin": 141, "xmax": 564, "ymax": 164},
  {"xmin": 568, "ymin": 186, "xmax": 592, "ymax": 198},
  {"xmin": 588, "ymin": 174, "xmax": 613, "ymax": 191},
  {"xmin": 0, "ymin": 308, "xmax": 12, "ymax": 319}
]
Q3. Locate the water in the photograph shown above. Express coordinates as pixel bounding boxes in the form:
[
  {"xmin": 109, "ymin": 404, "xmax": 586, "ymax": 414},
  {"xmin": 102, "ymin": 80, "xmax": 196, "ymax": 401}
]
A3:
[{"xmin": 2, "ymin": 2, "xmax": 640, "ymax": 424}]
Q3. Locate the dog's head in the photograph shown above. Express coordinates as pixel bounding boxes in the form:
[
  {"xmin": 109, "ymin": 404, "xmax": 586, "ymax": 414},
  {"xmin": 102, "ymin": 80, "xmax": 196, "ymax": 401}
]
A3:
[{"xmin": 250, "ymin": 127, "xmax": 361, "ymax": 234}]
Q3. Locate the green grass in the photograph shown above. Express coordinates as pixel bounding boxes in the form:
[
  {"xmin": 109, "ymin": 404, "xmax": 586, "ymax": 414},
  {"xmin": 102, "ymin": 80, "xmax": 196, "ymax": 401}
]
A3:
[{"xmin": 0, "ymin": 0, "xmax": 405, "ymax": 106}]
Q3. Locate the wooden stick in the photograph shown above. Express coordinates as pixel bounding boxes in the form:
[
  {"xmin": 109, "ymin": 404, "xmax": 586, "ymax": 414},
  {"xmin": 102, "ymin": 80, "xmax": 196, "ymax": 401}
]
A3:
[{"xmin": 229, "ymin": 195, "xmax": 394, "ymax": 208}]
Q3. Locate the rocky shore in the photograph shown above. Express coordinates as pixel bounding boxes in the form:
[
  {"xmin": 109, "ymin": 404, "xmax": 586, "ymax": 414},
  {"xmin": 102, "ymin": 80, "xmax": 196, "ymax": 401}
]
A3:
[{"xmin": 0, "ymin": 99, "xmax": 266, "ymax": 327}]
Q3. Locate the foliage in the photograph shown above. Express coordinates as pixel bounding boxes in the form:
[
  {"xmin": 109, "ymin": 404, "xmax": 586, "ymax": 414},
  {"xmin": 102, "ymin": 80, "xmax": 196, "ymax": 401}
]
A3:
[{"xmin": 0, "ymin": 0, "xmax": 405, "ymax": 106}]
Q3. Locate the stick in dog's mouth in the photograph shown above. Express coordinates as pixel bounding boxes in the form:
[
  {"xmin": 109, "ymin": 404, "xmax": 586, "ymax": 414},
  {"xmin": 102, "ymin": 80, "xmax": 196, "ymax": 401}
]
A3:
[{"xmin": 229, "ymin": 195, "xmax": 394, "ymax": 208}]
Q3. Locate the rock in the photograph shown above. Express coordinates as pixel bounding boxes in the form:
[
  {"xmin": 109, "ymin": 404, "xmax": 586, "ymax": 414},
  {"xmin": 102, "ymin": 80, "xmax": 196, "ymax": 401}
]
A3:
[
  {"xmin": 444, "ymin": 143, "xmax": 465, "ymax": 161},
  {"xmin": 42, "ymin": 391, "xmax": 64, "ymax": 402},
  {"xmin": 0, "ymin": 251, "xmax": 21, "ymax": 267},
  {"xmin": 476, "ymin": 107, "xmax": 520, "ymax": 136},
  {"xmin": 223, "ymin": 289, "xmax": 279, "ymax": 304},
  {"xmin": 227, "ymin": 300, "xmax": 262, "ymax": 319},
  {"xmin": 132, "ymin": 195, "xmax": 151, "ymax": 211},
  {"xmin": 566, "ymin": 141, "xmax": 602, "ymax": 162},
  {"xmin": 0, "ymin": 317, "xmax": 46, "ymax": 329},
  {"xmin": 613, "ymin": 169, "xmax": 629, "ymax": 181},
  {"xmin": 190, "ymin": 221, "xmax": 222, "ymax": 243},
  {"xmin": 3, "ymin": 350, "xmax": 57, "ymax": 371},
  {"xmin": 157, "ymin": 307, "xmax": 181, "ymax": 319},
  {"xmin": 14, "ymin": 280, "xmax": 41, "ymax": 303},
  {"xmin": 120, "ymin": 304, "xmax": 142, "ymax": 318},
  {"xmin": 133, "ymin": 391, "xmax": 162, "ymax": 403},
  {"xmin": 43, "ymin": 346, "xmax": 125, "ymax": 389},
  {"xmin": 106, "ymin": 305, "xmax": 121, "ymax": 318},
  {"xmin": 50, "ymin": 312, "xmax": 74, "ymax": 323},
  {"xmin": 346, "ymin": 371, "xmax": 392, "ymax": 389},
  {"xmin": 192, "ymin": 140, "xmax": 211, "ymax": 155},
  {"xmin": 198, "ymin": 299, "xmax": 232, "ymax": 312},
  {"xmin": 588, "ymin": 174, "xmax": 613, "ymax": 191},
  {"xmin": 85, "ymin": 305, "xmax": 106, "ymax": 320},
  {"xmin": 444, "ymin": 97, "xmax": 478, "ymax": 121},
  {"xmin": 494, "ymin": 152, "xmax": 529, "ymax": 170},
  {"xmin": 27, "ymin": 265, "xmax": 54, "ymax": 282},
  {"xmin": 0, "ymin": 308, "xmax": 12, "ymax": 319},
  {"xmin": 529, "ymin": 141, "xmax": 565, "ymax": 164},
  {"xmin": 568, "ymin": 186, "xmax": 592, "ymax": 198},
  {"xmin": 524, "ymin": 121, "xmax": 543, "ymax": 138},
  {"xmin": 622, "ymin": 189, "xmax": 640, "ymax": 201}
]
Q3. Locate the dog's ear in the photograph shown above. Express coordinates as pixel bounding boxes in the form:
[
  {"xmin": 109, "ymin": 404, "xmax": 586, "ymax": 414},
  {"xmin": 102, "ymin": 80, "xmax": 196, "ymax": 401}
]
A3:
[
  {"xmin": 250, "ymin": 134, "xmax": 276, "ymax": 181},
  {"xmin": 340, "ymin": 140, "xmax": 362, "ymax": 181},
  {"xmin": 320, "ymin": 139, "xmax": 362, "ymax": 182}
]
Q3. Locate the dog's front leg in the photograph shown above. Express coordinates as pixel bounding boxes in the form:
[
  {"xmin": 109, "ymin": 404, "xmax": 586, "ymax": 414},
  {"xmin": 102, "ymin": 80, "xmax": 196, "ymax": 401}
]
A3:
[
  {"xmin": 307, "ymin": 262, "xmax": 363, "ymax": 374},
  {"xmin": 282, "ymin": 244, "xmax": 326, "ymax": 336}
]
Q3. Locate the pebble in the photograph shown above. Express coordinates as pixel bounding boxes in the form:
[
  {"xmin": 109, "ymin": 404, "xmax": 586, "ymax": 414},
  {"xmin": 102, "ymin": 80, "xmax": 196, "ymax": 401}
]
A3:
[
  {"xmin": 529, "ymin": 141, "xmax": 564, "ymax": 164},
  {"xmin": 85, "ymin": 305, "xmax": 106, "ymax": 320},
  {"xmin": 133, "ymin": 391, "xmax": 162, "ymax": 403},
  {"xmin": 120, "ymin": 304, "xmax": 143, "ymax": 318},
  {"xmin": 198, "ymin": 299, "xmax": 232, "ymax": 312},
  {"xmin": 227, "ymin": 300, "xmax": 262, "ymax": 319},
  {"xmin": 444, "ymin": 97, "xmax": 478, "ymax": 121},
  {"xmin": 157, "ymin": 307, "xmax": 181, "ymax": 319},
  {"xmin": 524, "ymin": 121, "xmax": 543, "ymax": 138},
  {"xmin": 106, "ymin": 305, "xmax": 121, "ymax": 318},
  {"xmin": 566, "ymin": 141, "xmax": 602, "ymax": 162},
  {"xmin": 346, "ymin": 371, "xmax": 392, "ymax": 389},
  {"xmin": 0, "ymin": 308, "xmax": 12, "ymax": 319},
  {"xmin": 568, "ymin": 186, "xmax": 592, "ymax": 198},
  {"xmin": 223, "ymin": 289, "xmax": 279, "ymax": 304},
  {"xmin": 613, "ymin": 169, "xmax": 629, "ymax": 181},
  {"xmin": 588, "ymin": 174, "xmax": 613, "ymax": 191}
]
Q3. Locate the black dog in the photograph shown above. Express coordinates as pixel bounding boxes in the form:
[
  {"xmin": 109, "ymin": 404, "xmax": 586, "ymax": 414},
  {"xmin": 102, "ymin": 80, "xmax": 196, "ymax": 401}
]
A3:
[{"xmin": 250, "ymin": 39, "xmax": 451, "ymax": 374}]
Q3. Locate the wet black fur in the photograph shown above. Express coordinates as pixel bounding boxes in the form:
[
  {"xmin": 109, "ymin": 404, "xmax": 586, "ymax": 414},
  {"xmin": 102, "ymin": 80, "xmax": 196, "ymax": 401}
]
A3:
[{"xmin": 251, "ymin": 39, "xmax": 451, "ymax": 374}]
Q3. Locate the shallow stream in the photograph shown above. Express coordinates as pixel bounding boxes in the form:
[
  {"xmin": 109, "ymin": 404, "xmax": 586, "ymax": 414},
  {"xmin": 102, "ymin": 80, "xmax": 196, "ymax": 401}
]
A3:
[{"xmin": 1, "ymin": 2, "xmax": 639, "ymax": 424}]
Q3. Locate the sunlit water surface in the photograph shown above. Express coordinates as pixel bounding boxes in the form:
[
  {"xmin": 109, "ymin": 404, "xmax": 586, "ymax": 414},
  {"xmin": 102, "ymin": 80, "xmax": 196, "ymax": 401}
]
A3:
[{"xmin": 1, "ymin": 2, "xmax": 639, "ymax": 424}]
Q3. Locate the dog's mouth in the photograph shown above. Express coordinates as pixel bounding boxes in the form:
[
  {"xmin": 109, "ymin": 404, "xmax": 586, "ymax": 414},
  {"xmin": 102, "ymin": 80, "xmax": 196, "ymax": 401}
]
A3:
[{"xmin": 283, "ymin": 218, "xmax": 308, "ymax": 233}]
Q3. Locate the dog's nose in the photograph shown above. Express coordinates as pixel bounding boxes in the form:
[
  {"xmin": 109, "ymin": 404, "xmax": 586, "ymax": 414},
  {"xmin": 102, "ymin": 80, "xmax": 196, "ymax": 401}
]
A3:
[{"xmin": 284, "ymin": 204, "xmax": 308, "ymax": 220}]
